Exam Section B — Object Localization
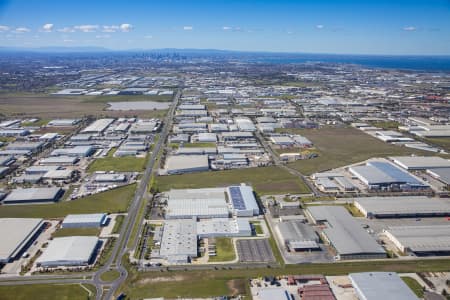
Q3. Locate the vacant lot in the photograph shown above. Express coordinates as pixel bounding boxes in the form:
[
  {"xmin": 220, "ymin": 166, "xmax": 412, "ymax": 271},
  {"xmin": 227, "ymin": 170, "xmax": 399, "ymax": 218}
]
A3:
[
  {"xmin": 0, "ymin": 284, "xmax": 95, "ymax": 300},
  {"xmin": 0, "ymin": 184, "xmax": 135, "ymax": 218},
  {"xmin": 425, "ymin": 137, "xmax": 450, "ymax": 152},
  {"xmin": 209, "ymin": 238, "xmax": 236, "ymax": 262},
  {"xmin": 0, "ymin": 93, "xmax": 168, "ymax": 118},
  {"xmin": 52, "ymin": 227, "xmax": 101, "ymax": 238},
  {"xmin": 284, "ymin": 127, "xmax": 432, "ymax": 175},
  {"xmin": 155, "ymin": 166, "xmax": 310, "ymax": 195},
  {"xmin": 87, "ymin": 156, "xmax": 146, "ymax": 173}
]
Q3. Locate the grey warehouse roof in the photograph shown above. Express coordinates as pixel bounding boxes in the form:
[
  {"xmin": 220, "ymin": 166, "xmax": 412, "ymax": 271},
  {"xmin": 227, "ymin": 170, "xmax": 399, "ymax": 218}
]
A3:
[
  {"xmin": 0, "ymin": 218, "xmax": 44, "ymax": 262},
  {"xmin": 385, "ymin": 225, "xmax": 450, "ymax": 253},
  {"xmin": 3, "ymin": 187, "xmax": 63, "ymax": 204},
  {"xmin": 37, "ymin": 236, "xmax": 99, "ymax": 267},
  {"xmin": 307, "ymin": 206, "xmax": 385, "ymax": 256},
  {"xmin": 349, "ymin": 272, "xmax": 419, "ymax": 300},
  {"xmin": 390, "ymin": 156, "xmax": 450, "ymax": 170},
  {"xmin": 353, "ymin": 196, "xmax": 450, "ymax": 217}
]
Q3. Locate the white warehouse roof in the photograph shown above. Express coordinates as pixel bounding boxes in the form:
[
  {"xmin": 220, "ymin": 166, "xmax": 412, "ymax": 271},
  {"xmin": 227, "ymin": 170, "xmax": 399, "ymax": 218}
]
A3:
[
  {"xmin": 37, "ymin": 236, "xmax": 99, "ymax": 267},
  {"xmin": 349, "ymin": 272, "xmax": 419, "ymax": 300},
  {"xmin": 62, "ymin": 213, "xmax": 107, "ymax": 228}
]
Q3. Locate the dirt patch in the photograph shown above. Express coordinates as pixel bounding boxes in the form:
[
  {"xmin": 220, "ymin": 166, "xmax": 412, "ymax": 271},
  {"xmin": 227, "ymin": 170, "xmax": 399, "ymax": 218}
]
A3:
[
  {"xmin": 227, "ymin": 279, "xmax": 247, "ymax": 296},
  {"xmin": 137, "ymin": 275, "xmax": 186, "ymax": 285}
]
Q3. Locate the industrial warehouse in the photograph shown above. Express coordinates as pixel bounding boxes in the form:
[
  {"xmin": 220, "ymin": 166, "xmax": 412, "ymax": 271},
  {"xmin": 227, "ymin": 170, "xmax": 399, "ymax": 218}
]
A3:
[
  {"xmin": 1, "ymin": 187, "xmax": 64, "ymax": 205},
  {"xmin": 383, "ymin": 225, "xmax": 450, "ymax": 256},
  {"xmin": 349, "ymin": 272, "xmax": 419, "ymax": 300},
  {"xmin": 306, "ymin": 206, "xmax": 386, "ymax": 260},
  {"xmin": 61, "ymin": 213, "xmax": 108, "ymax": 228},
  {"xmin": 275, "ymin": 220, "xmax": 320, "ymax": 252},
  {"xmin": 164, "ymin": 184, "xmax": 259, "ymax": 219},
  {"xmin": 349, "ymin": 160, "xmax": 429, "ymax": 191},
  {"xmin": 353, "ymin": 196, "xmax": 450, "ymax": 218},
  {"xmin": 0, "ymin": 218, "xmax": 44, "ymax": 263},
  {"xmin": 36, "ymin": 236, "xmax": 100, "ymax": 268}
]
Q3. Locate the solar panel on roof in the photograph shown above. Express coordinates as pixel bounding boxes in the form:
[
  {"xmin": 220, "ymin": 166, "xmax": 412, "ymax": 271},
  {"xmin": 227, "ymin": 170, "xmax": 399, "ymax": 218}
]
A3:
[
  {"xmin": 370, "ymin": 162, "xmax": 424, "ymax": 186},
  {"xmin": 229, "ymin": 186, "xmax": 247, "ymax": 210}
]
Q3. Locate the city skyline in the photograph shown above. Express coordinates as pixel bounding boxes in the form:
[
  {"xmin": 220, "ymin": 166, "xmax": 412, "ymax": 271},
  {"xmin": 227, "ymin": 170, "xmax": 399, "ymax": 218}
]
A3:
[{"xmin": 0, "ymin": 0, "xmax": 449, "ymax": 55}]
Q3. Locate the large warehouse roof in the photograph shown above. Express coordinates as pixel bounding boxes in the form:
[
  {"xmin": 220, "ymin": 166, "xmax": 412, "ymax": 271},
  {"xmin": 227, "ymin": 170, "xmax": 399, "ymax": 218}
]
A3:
[
  {"xmin": 165, "ymin": 155, "xmax": 209, "ymax": 174},
  {"xmin": 37, "ymin": 236, "xmax": 99, "ymax": 267},
  {"xmin": 166, "ymin": 187, "xmax": 229, "ymax": 219},
  {"xmin": 159, "ymin": 219, "xmax": 197, "ymax": 259},
  {"xmin": 307, "ymin": 206, "xmax": 385, "ymax": 258},
  {"xmin": 349, "ymin": 272, "xmax": 419, "ymax": 300},
  {"xmin": 2, "ymin": 187, "xmax": 63, "ymax": 204},
  {"xmin": 353, "ymin": 196, "xmax": 450, "ymax": 218},
  {"xmin": 81, "ymin": 118, "xmax": 114, "ymax": 133},
  {"xmin": 277, "ymin": 220, "xmax": 319, "ymax": 251},
  {"xmin": 390, "ymin": 156, "xmax": 450, "ymax": 170},
  {"xmin": 384, "ymin": 225, "xmax": 450, "ymax": 253},
  {"xmin": 227, "ymin": 185, "xmax": 259, "ymax": 216},
  {"xmin": 0, "ymin": 218, "xmax": 44, "ymax": 263},
  {"xmin": 349, "ymin": 161, "xmax": 427, "ymax": 187}
]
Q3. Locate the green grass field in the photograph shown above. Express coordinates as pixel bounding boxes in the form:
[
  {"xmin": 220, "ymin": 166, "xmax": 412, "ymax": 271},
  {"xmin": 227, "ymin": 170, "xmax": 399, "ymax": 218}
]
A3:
[
  {"xmin": 87, "ymin": 156, "xmax": 146, "ymax": 172},
  {"xmin": 0, "ymin": 184, "xmax": 135, "ymax": 218},
  {"xmin": 100, "ymin": 270, "xmax": 121, "ymax": 282},
  {"xmin": 0, "ymin": 283, "xmax": 95, "ymax": 300},
  {"xmin": 401, "ymin": 276, "xmax": 424, "ymax": 298},
  {"xmin": 112, "ymin": 215, "xmax": 125, "ymax": 234},
  {"xmin": 209, "ymin": 238, "xmax": 236, "ymax": 262},
  {"xmin": 284, "ymin": 127, "xmax": 433, "ymax": 175},
  {"xmin": 182, "ymin": 142, "xmax": 217, "ymax": 148},
  {"xmin": 52, "ymin": 227, "xmax": 101, "ymax": 238},
  {"xmin": 155, "ymin": 166, "xmax": 310, "ymax": 195}
]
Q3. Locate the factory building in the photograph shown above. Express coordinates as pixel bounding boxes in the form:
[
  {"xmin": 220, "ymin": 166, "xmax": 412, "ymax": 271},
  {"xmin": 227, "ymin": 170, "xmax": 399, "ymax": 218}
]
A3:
[
  {"xmin": 36, "ymin": 236, "xmax": 99, "ymax": 267},
  {"xmin": 0, "ymin": 218, "xmax": 44, "ymax": 263},
  {"xmin": 165, "ymin": 187, "xmax": 229, "ymax": 219},
  {"xmin": 62, "ymin": 213, "xmax": 107, "ymax": 228},
  {"xmin": 353, "ymin": 196, "xmax": 450, "ymax": 218},
  {"xmin": 383, "ymin": 225, "xmax": 450, "ymax": 256},
  {"xmin": 427, "ymin": 168, "xmax": 450, "ymax": 187},
  {"xmin": 2, "ymin": 187, "xmax": 64, "ymax": 205},
  {"xmin": 227, "ymin": 185, "xmax": 260, "ymax": 217},
  {"xmin": 165, "ymin": 155, "xmax": 209, "ymax": 174},
  {"xmin": 81, "ymin": 118, "xmax": 114, "ymax": 134},
  {"xmin": 349, "ymin": 160, "xmax": 429, "ymax": 190},
  {"xmin": 306, "ymin": 206, "xmax": 385, "ymax": 260},
  {"xmin": 51, "ymin": 145, "xmax": 94, "ymax": 157},
  {"xmin": 276, "ymin": 220, "xmax": 320, "ymax": 252},
  {"xmin": 196, "ymin": 218, "xmax": 251, "ymax": 238},
  {"xmin": 159, "ymin": 219, "xmax": 198, "ymax": 264},
  {"xmin": 390, "ymin": 156, "xmax": 450, "ymax": 170},
  {"xmin": 349, "ymin": 272, "xmax": 419, "ymax": 300}
]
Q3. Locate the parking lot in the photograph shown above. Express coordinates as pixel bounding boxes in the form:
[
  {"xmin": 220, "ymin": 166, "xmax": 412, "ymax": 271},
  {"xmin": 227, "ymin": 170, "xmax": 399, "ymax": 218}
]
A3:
[{"xmin": 236, "ymin": 239, "xmax": 275, "ymax": 263}]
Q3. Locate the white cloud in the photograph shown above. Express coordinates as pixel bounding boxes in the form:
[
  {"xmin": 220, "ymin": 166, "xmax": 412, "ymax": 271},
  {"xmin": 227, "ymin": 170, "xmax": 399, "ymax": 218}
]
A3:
[
  {"xmin": 144, "ymin": 35, "xmax": 153, "ymax": 39},
  {"xmin": 63, "ymin": 39, "xmax": 74, "ymax": 43},
  {"xmin": 14, "ymin": 27, "xmax": 31, "ymax": 33},
  {"xmin": 41, "ymin": 23, "xmax": 54, "ymax": 32},
  {"xmin": 183, "ymin": 26, "xmax": 193, "ymax": 30},
  {"xmin": 102, "ymin": 25, "xmax": 119, "ymax": 32},
  {"xmin": 57, "ymin": 27, "xmax": 75, "ymax": 33},
  {"xmin": 74, "ymin": 25, "xmax": 99, "ymax": 32},
  {"xmin": 120, "ymin": 23, "xmax": 133, "ymax": 32},
  {"xmin": 222, "ymin": 26, "xmax": 232, "ymax": 30},
  {"xmin": 316, "ymin": 24, "xmax": 324, "ymax": 29},
  {"xmin": 0, "ymin": 25, "xmax": 10, "ymax": 32},
  {"xmin": 403, "ymin": 26, "xmax": 416, "ymax": 31}
]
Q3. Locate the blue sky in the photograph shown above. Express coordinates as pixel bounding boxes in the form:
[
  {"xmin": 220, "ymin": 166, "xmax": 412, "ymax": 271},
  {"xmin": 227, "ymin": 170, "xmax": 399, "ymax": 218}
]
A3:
[{"xmin": 0, "ymin": 0, "xmax": 449, "ymax": 55}]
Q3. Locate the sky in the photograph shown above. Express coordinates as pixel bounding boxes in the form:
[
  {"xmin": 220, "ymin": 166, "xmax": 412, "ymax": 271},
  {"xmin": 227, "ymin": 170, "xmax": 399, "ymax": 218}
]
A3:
[{"xmin": 0, "ymin": 0, "xmax": 449, "ymax": 55}]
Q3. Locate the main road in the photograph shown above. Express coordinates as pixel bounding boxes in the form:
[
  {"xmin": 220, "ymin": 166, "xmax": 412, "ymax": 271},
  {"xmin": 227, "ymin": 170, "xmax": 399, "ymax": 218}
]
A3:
[{"xmin": 96, "ymin": 88, "xmax": 181, "ymax": 299}]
